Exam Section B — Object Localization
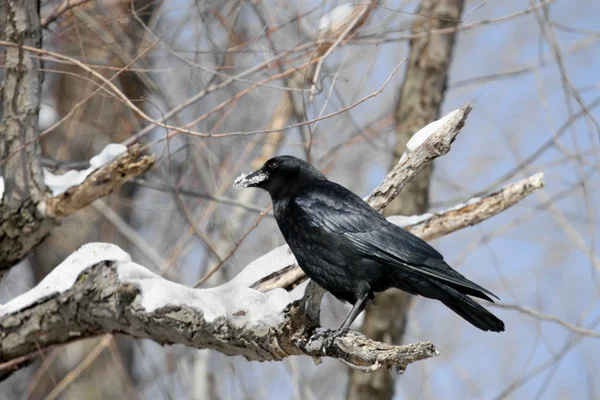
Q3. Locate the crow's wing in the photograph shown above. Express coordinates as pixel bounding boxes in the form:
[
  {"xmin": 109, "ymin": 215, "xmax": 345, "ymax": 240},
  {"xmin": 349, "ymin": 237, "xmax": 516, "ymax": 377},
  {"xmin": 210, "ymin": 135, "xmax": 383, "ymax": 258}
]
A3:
[
  {"xmin": 295, "ymin": 181, "xmax": 498, "ymax": 301},
  {"xmin": 295, "ymin": 182, "xmax": 441, "ymax": 263}
]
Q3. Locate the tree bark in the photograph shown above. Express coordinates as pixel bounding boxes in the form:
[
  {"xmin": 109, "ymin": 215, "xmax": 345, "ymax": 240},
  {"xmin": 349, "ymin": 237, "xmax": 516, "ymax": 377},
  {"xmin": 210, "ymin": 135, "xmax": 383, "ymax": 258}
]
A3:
[
  {"xmin": 0, "ymin": 0, "xmax": 51, "ymax": 276},
  {"xmin": 346, "ymin": 1, "xmax": 465, "ymax": 399}
]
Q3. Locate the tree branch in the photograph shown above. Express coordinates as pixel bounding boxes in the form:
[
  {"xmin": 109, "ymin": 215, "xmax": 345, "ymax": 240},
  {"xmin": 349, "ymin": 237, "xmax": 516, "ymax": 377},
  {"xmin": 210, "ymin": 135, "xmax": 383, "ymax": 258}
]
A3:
[
  {"xmin": 389, "ymin": 172, "xmax": 545, "ymax": 241},
  {"xmin": 41, "ymin": 0, "xmax": 93, "ymax": 28},
  {"xmin": 368, "ymin": 104, "xmax": 471, "ymax": 212},
  {"xmin": 0, "ymin": 244, "xmax": 438, "ymax": 379},
  {"xmin": 42, "ymin": 144, "xmax": 154, "ymax": 218},
  {"xmin": 0, "ymin": 143, "xmax": 154, "ymax": 273}
]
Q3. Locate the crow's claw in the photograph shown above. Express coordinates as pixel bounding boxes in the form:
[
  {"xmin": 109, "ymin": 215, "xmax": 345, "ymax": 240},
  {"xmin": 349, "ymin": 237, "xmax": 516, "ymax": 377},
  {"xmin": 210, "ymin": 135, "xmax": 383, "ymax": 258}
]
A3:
[
  {"xmin": 308, "ymin": 327, "xmax": 331, "ymax": 342},
  {"xmin": 322, "ymin": 334, "xmax": 336, "ymax": 349},
  {"xmin": 324, "ymin": 328, "xmax": 347, "ymax": 348},
  {"xmin": 308, "ymin": 327, "xmax": 346, "ymax": 352}
]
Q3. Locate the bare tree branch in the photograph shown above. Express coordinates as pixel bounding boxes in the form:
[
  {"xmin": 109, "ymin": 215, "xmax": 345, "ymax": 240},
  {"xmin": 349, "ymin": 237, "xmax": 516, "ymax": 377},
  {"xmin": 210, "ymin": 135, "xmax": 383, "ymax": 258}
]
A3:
[
  {"xmin": 0, "ymin": 142, "xmax": 154, "ymax": 274},
  {"xmin": 490, "ymin": 303, "xmax": 600, "ymax": 339},
  {"xmin": 41, "ymin": 0, "xmax": 93, "ymax": 28},
  {"xmin": 397, "ymin": 172, "xmax": 545, "ymax": 241}
]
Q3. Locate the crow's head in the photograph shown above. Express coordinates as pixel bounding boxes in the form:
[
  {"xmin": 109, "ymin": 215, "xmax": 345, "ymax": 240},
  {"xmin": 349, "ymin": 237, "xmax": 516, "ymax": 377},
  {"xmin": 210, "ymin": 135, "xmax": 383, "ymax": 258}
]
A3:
[{"xmin": 233, "ymin": 155, "xmax": 326, "ymax": 195}]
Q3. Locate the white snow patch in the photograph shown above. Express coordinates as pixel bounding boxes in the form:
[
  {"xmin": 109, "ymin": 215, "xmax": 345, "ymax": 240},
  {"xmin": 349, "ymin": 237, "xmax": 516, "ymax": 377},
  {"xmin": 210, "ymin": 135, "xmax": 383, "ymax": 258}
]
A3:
[
  {"xmin": 446, "ymin": 196, "xmax": 482, "ymax": 212},
  {"xmin": 0, "ymin": 243, "xmax": 130, "ymax": 316},
  {"xmin": 0, "ymin": 176, "xmax": 4, "ymax": 201},
  {"xmin": 39, "ymin": 104, "xmax": 58, "ymax": 130},
  {"xmin": 222, "ymin": 244, "xmax": 296, "ymax": 288},
  {"xmin": 405, "ymin": 109, "xmax": 461, "ymax": 152},
  {"xmin": 116, "ymin": 259, "xmax": 294, "ymax": 326},
  {"xmin": 387, "ymin": 197, "xmax": 485, "ymax": 228},
  {"xmin": 0, "ymin": 243, "xmax": 299, "ymax": 328},
  {"xmin": 43, "ymin": 143, "xmax": 127, "ymax": 196},
  {"xmin": 88, "ymin": 143, "xmax": 128, "ymax": 169},
  {"xmin": 318, "ymin": 4, "xmax": 358, "ymax": 34},
  {"xmin": 387, "ymin": 213, "xmax": 434, "ymax": 227}
]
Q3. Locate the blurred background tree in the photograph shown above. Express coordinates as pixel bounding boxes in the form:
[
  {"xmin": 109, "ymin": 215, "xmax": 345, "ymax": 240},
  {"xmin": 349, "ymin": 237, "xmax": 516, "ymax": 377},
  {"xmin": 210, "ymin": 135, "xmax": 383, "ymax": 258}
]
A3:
[{"xmin": 1, "ymin": 0, "xmax": 599, "ymax": 399}]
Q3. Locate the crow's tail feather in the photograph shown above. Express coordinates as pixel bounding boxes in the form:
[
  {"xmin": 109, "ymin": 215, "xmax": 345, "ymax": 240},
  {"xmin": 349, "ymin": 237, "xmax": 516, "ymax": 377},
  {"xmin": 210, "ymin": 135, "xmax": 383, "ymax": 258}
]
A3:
[
  {"xmin": 431, "ymin": 280, "xmax": 505, "ymax": 332},
  {"xmin": 385, "ymin": 264, "xmax": 505, "ymax": 332}
]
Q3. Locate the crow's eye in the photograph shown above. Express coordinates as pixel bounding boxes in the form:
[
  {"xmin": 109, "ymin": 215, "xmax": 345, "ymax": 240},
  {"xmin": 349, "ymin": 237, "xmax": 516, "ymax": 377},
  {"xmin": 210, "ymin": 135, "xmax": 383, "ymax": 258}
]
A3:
[{"xmin": 268, "ymin": 161, "xmax": 279, "ymax": 170}]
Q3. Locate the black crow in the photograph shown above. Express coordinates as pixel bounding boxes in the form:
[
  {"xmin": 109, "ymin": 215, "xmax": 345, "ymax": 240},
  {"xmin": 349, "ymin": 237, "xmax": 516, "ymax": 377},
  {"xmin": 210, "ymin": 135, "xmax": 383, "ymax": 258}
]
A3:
[{"xmin": 234, "ymin": 155, "xmax": 505, "ymax": 338}]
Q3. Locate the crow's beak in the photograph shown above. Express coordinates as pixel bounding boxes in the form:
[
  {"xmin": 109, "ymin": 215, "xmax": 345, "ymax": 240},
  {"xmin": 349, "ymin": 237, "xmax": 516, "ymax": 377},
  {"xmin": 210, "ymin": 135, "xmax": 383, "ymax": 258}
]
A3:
[{"xmin": 233, "ymin": 168, "xmax": 269, "ymax": 189}]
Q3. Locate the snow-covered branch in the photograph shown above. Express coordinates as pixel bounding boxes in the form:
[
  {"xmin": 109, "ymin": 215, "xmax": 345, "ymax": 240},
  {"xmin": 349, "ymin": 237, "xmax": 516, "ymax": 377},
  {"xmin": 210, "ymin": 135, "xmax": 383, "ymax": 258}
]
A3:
[
  {"xmin": 0, "ymin": 144, "xmax": 154, "ymax": 273},
  {"xmin": 389, "ymin": 172, "xmax": 545, "ymax": 241},
  {"xmin": 42, "ymin": 144, "xmax": 153, "ymax": 218},
  {"xmin": 368, "ymin": 104, "xmax": 471, "ymax": 212},
  {"xmin": 0, "ymin": 244, "xmax": 438, "ymax": 378}
]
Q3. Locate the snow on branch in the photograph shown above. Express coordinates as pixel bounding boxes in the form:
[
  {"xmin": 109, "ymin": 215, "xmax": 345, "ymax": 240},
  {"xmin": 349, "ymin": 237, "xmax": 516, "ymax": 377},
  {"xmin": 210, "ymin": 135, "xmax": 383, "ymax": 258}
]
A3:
[
  {"xmin": 389, "ymin": 172, "xmax": 545, "ymax": 241},
  {"xmin": 0, "ymin": 144, "xmax": 154, "ymax": 273},
  {"xmin": 43, "ymin": 143, "xmax": 128, "ymax": 196},
  {"xmin": 0, "ymin": 244, "xmax": 437, "ymax": 378},
  {"xmin": 369, "ymin": 104, "xmax": 471, "ymax": 212},
  {"xmin": 42, "ymin": 144, "xmax": 153, "ymax": 218}
]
